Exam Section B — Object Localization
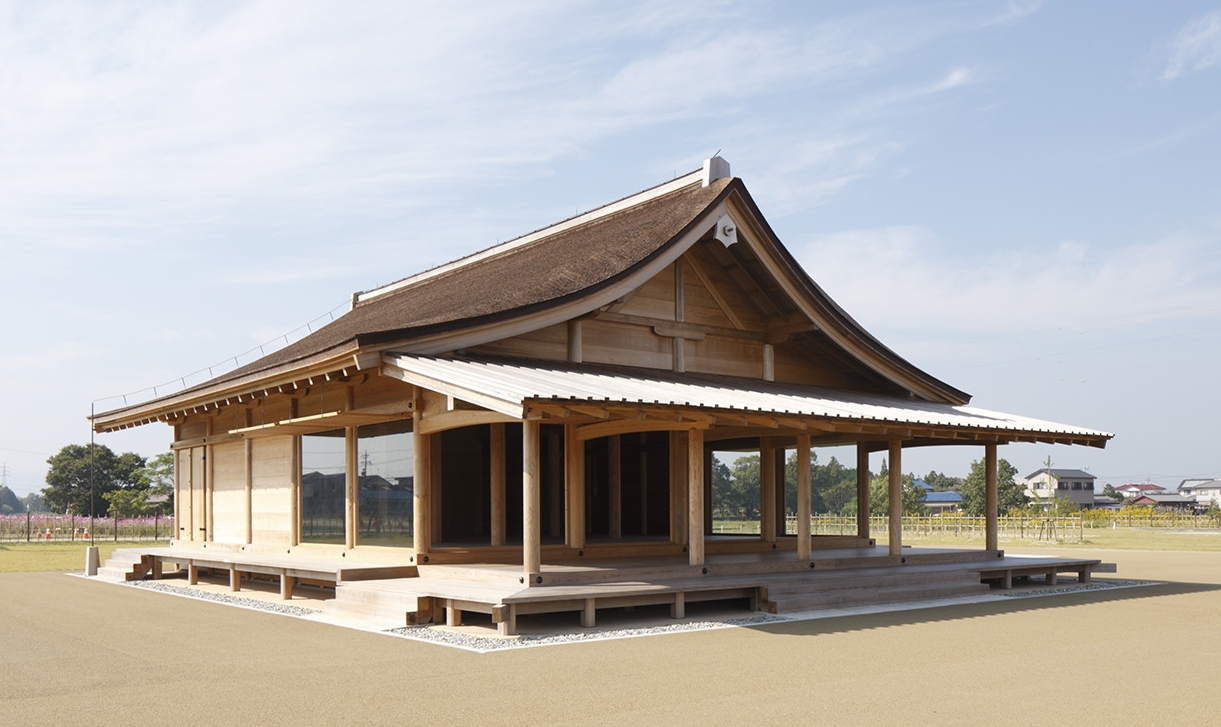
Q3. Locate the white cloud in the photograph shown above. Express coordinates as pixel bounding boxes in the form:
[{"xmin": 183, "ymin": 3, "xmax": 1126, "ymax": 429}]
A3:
[
  {"xmin": 794, "ymin": 226, "xmax": 1221, "ymax": 341},
  {"xmin": 1161, "ymin": 9, "xmax": 1221, "ymax": 80}
]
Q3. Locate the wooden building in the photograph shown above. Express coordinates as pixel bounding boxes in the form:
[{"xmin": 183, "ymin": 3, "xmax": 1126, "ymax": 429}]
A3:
[{"xmin": 93, "ymin": 157, "xmax": 1113, "ymax": 633}]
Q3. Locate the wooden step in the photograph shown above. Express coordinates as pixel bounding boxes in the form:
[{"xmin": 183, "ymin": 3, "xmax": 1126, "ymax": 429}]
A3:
[{"xmin": 767, "ymin": 582, "xmax": 991, "ymax": 613}]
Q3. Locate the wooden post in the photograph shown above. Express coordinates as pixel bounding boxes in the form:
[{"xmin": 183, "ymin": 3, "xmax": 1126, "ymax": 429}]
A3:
[
  {"xmin": 856, "ymin": 444, "xmax": 870, "ymax": 540},
  {"xmin": 290, "ymin": 436, "xmax": 301, "ymax": 546},
  {"xmin": 567, "ymin": 320, "xmax": 583, "ymax": 363},
  {"xmin": 490, "ymin": 423, "xmax": 506, "ymax": 546},
  {"xmin": 985, "ymin": 443, "xmax": 999, "ymax": 553},
  {"xmin": 244, "ymin": 438, "xmax": 253, "ymax": 545},
  {"xmin": 609, "ymin": 434, "xmax": 622, "ymax": 539},
  {"xmin": 775, "ymin": 447, "xmax": 787, "ymax": 536},
  {"xmin": 704, "ymin": 447, "xmax": 713, "ymax": 536},
  {"xmin": 345, "ymin": 426, "xmax": 358, "ymax": 549},
  {"xmin": 760, "ymin": 437, "xmax": 776, "ymax": 542},
  {"xmin": 888, "ymin": 439, "xmax": 903, "ymax": 556},
  {"xmin": 205, "ymin": 419, "xmax": 214, "ymax": 542},
  {"xmin": 639, "ymin": 435, "xmax": 648, "ymax": 536},
  {"xmin": 565, "ymin": 424, "xmax": 585, "ymax": 550},
  {"xmin": 412, "ymin": 411, "xmax": 431, "ymax": 555},
  {"xmin": 523, "ymin": 419, "xmax": 541, "ymax": 575},
  {"xmin": 669, "ymin": 430, "xmax": 689, "ymax": 546},
  {"xmin": 548, "ymin": 428, "xmax": 563, "ymax": 539},
  {"xmin": 431, "ymin": 433, "xmax": 443, "ymax": 544},
  {"xmin": 688, "ymin": 427, "xmax": 705, "ymax": 565},
  {"xmin": 797, "ymin": 435, "xmax": 811, "ymax": 560}
]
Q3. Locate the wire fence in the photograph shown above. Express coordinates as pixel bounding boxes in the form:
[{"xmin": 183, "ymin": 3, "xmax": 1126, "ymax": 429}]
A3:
[
  {"xmin": 712, "ymin": 510, "xmax": 1221, "ymax": 543},
  {"xmin": 0, "ymin": 514, "xmax": 174, "ymax": 542}
]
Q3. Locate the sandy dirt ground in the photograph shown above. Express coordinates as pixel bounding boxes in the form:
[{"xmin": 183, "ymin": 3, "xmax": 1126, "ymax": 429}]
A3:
[{"xmin": 1, "ymin": 547, "xmax": 1217, "ymax": 726}]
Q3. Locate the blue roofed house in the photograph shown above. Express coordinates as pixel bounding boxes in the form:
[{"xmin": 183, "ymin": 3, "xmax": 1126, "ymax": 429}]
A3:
[{"xmin": 924, "ymin": 490, "xmax": 962, "ymax": 514}]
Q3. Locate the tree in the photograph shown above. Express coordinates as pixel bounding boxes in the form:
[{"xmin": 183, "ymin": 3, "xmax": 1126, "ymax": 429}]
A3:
[
  {"xmin": 923, "ymin": 470, "xmax": 963, "ymax": 492},
  {"xmin": 1102, "ymin": 483, "xmax": 1123, "ymax": 500},
  {"xmin": 867, "ymin": 459, "xmax": 925, "ymax": 516},
  {"xmin": 960, "ymin": 457, "xmax": 1023, "ymax": 516},
  {"xmin": 783, "ymin": 450, "xmax": 827, "ymax": 515},
  {"xmin": 21, "ymin": 492, "xmax": 47, "ymax": 512},
  {"xmin": 137, "ymin": 452, "xmax": 175, "ymax": 516},
  {"xmin": 0, "ymin": 485, "xmax": 22, "ymax": 514},
  {"xmin": 42, "ymin": 444, "xmax": 146, "ymax": 517}
]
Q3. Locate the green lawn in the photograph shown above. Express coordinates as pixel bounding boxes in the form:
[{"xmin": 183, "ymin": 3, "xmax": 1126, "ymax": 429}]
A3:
[
  {"xmin": 0, "ymin": 541, "xmax": 170, "ymax": 573},
  {"xmin": 902, "ymin": 527, "xmax": 1221, "ymax": 552},
  {"xmin": 3, "ymin": 527, "xmax": 1219, "ymax": 574}
]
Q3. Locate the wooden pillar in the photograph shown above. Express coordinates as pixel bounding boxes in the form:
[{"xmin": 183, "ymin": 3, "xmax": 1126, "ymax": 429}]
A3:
[
  {"xmin": 856, "ymin": 444, "xmax": 871, "ymax": 540},
  {"xmin": 205, "ymin": 419, "xmax": 214, "ymax": 542},
  {"xmin": 345, "ymin": 426, "xmax": 358, "ymax": 550},
  {"xmin": 412, "ymin": 411, "xmax": 431, "ymax": 555},
  {"xmin": 548, "ymin": 428, "xmax": 563, "ymax": 539},
  {"xmin": 567, "ymin": 320, "xmax": 583, "ymax": 363},
  {"xmin": 760, "ymin": 437, "xmax": 776, "ymax": 542},
  {"xmin": 774, "ymin": 447, "xmax": 787, "ymax": 536},
  {"xmin": 243, "ymin": 438, "xmax": 253, "ymax": 545},
  {"xmin": 639, "ymin": 435, "xmax": 649, "ymax": 536},
  {"xmin": 797, "ymin": 435, "xmax": 811, "ymax": 560},
  {"xmin": 687, "ymin": 427, "xmax": 705, "ymax": 565},
  {"xmin": 430, "ymin": 433, "xmax": 443, "ymax": 544},
  {"xmin": 985, "ymin": 443, "xmax": 999, "ymax": 553},
  {"xmin": 523, "ymin": 419, "xmax": 541, "ymax": 575},
  {"xmin": 608, "ymin": 434, "xmax": 622, "ymax": 539},
  {"xmin": 490, "ymin": 423, "xmax": 506, "ymax": 546},
  {"xmin": 669, "ymin": 430, "xmax": 689, "ymax": 546},
  {"xmin": 565, "ymin": 424, "xmax": 585, "ymax": 550},
  {"xmin": 290, "ymin": 435, "xmax": 301, "ymax": 546},
  {"xmin": 888, "ymin": 439, "xmax": 903, "ymax": 556}
]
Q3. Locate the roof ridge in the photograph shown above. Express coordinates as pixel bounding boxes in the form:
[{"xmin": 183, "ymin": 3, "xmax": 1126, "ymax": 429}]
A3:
[{"xmin": 353, "ymin": 166, "xmax": 707, "ymax": 306}]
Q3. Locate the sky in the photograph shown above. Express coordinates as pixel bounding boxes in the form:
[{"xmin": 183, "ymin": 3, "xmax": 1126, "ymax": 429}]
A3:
[{"xmin": 2, "ymin": 1, "xmax": 1219, "ymax": 498}]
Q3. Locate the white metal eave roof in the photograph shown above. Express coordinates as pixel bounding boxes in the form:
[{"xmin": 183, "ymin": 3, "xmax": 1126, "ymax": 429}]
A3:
[{"xmin": 381, "ymin": 354, "xmax": 1113, "ymax": 446}]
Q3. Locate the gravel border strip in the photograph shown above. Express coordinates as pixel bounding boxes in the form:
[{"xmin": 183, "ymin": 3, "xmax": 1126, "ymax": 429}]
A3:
[
  {"xmin": 387, "ymin": 615, "xmax": 783, "ymax": 652},
  {"xmin": 125, "ymin": 579, "xmax": 323, "ymax": 617},
  {"xmin": 992, "ymin": 578, "xmax": 1155, "ymax": 598},
  {"xmin": 98, "ymin": 574, "xmax": 1158, "ymax": 653}
]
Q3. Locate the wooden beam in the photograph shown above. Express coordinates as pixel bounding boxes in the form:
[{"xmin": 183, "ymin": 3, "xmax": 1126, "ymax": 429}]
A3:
[
  {"xmin": 797, "ymin": 434, "xmax": 811, "ymax": 560},
  {"xmin": 688, "ymin": 427, "xmax": 705, "ymax": 566},
  {"xmin": 575, "ymin": 418, "xmax": 710, "ymax": 442},
  {"xmin": 490, "ymin": 423, "xmax": 506, "ymax": 547},
  {"xmin": 683, "ymin": 251, "xmax": 746, "ymax": 330},
  {"xmin": 888, "ymin": 439, "xmax": 903, "ymax": 556},
  {"xmin": 565, "ymin": 424, "xmax": 585, "ymax": 550},
  {"xmin": 523, "ymin": 419, "xmax": 541, "ymax": 574},
  {"xmin": 416, "ymin": 409, "xmax": 516, "ymax": 436}
]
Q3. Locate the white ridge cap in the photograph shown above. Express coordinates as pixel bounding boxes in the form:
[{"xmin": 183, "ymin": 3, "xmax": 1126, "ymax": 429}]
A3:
[{"xmin": 354, "ymin": 164, "xmax": 715, "ymax": 305}]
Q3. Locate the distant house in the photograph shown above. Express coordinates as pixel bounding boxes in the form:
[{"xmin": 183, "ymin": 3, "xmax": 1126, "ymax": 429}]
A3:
[
  {"xmin": 1115, "ymin": 483, "xmax": 1165, "ymax": 499},
  {"xmin": 1023, "ymin": 468, "xmax": 1096, "ymax": 508},
  {"xmin": 1177, "ymin": 479, "xmax": 1221, "ymax": 509},
  {"xmin": 1091, "ymin": 495, "xmax": 1122, "ymax": 510},
  {"xmin": 1129, "ymin": 493, "xmax": 1195, "ymax": 511},
  {"xmin": 924, "ymin": 491, "xmax": 962, "ymax": 514}
]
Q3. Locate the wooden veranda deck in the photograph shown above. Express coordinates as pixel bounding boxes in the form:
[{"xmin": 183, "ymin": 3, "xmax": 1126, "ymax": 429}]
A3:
[{"xmin": 97, "ymin": 544, "xmax": 1111, "ymax": 636}]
